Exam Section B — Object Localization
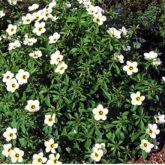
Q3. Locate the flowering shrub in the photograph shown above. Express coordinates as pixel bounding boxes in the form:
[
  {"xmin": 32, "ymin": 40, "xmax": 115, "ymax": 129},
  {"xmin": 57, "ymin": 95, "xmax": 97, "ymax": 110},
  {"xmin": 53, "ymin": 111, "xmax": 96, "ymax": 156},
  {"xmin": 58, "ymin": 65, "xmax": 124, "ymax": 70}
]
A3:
[{"xmin": 0, "ymin": 0, "xmax": 165, "ymax": 163}]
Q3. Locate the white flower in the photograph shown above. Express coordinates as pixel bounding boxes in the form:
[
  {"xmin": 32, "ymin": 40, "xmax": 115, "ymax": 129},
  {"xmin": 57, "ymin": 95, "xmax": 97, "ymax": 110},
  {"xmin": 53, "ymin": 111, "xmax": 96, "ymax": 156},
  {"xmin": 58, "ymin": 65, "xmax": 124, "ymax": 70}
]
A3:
[
  {"xmin": 22, "ymin": 13, "xmax": 33, "ymax": 24},
  {"xmin": 107, "ymin": 27, "xmax": 121, "ymax": 39},
  {"xmin": 32, "ymin": 10, "xmax": 43, "ymax": 22},
  {"xmin": 23, "ymin": 35, "xmax": 37, "ymax": 46},
  {"xmin": 50, "ymin": 50, "xmax": 63, "ymax": 65},
  {"xmin": 49, "ymin": 0, "xmax": 56, "ymax": 9},
  {"xmin": 114, "ymin": 53, "xmax": 124, "ymax": 63},
  {"xmin": 32, "ymin": 152, "xmax": 47, "ymax": 164},
  {"xmin": 7, "ymin": 0, "xmax": 18, "ymax": 5},
  {"xmin": 120, "ymin": 26, "xmax": 127, "ymax": 36},
  {"xmin": 49, "ymin": 32, "xmax": 60, "ymax": 44},
  {"xmin": 44, "ymin": 114, "xmax": 56, "ymax": 126},
  {"xmin": 10, "ymin": 148, "xmax": 24, "ymax": 163},
  {"xmin": 33, "ymin": 22, "xmax": 46, "ymax": 36},
  {"xmin": 162, "ymin": 77, "xmax": 165, "ymax": 82},
  {"xmin": 130, "ymin": 91, "xmax": 145, "ymax": 106},
  {"xmin": 144, "ymin": 51, "xmax": 158, "ymax": 60},
  {"xmin": 152, "ymin": 58, "xmax": 161, "ymax": 66},
  {"xmin": 42, "ymin": 7, "xmax": 53, "ymax": 21},
  {"xmin": 154, "ymin": 114, "xmax": 165, "ymax": 124},
  {"xmin": 146, "ymin": 124, "xmax": 160, "ymax": 139},
  {"xmin": 93, "ymin": 143, "xmax": 106, "ymax": 154},
  {"xmin": 92, "ymin": 104, "xmax": 108, "ymax": 121},
  {"xmin": 6, "ymin": 24, "xmax": 17, "ymax": 36},
  {"xmin": 29, "ymin": 50, "xmax": 42, "ymax": 59},
  {"xmin": 2, "ymin": 143, "xmax": 12, "ymax": 157},
  {"xmin": 140, "ymin": 139, "xmax": 154, "ymax": 153},
  {"xmin": 2, "ymin": 71, "xmax": 14, "ymax": 83},
  {"xmin": 55, "ymin": 62, "xmax": 68, "ymax": 74},
  {"xmin": 0, "ymin": 10, "xmax": 5, "ymax": 18},
  {"xmin": 15, "ymin": 69, "xmax": 30, "ymax": 85},
  {"xmin": 3, "ymin": 127, "xmax": 17, "ymax": 142},
  {"xmin": 28, "ymin": 4, "xmax": 39, "ymax": 11},
  {"xmin": 123, "ymin": 61, "xmax": 138, "ymax": 75},
  {"xmin": 93, "ymin": 14, "xmax": 106, "ymax": 26},
  {"xmin": 90, "ymin": 148, "xmax": 103, "ymax": 162},
  {"xmin": 47, "ymin": 154, "xmax": 62, "ymax": 164},
  {"xmin": 6, "ymin": 78, "xmax": 19, "ymax": 93},
  {"xmin": 25, "ymin": 100, "xmax": 40, "ymax": 112},
  {"xmin": 8, "ymin": 40, "xmax": 21, "ymax": 51},
  {"xmin": 45, "ymin": 139, "xmax": 58, "ymax": 153}
]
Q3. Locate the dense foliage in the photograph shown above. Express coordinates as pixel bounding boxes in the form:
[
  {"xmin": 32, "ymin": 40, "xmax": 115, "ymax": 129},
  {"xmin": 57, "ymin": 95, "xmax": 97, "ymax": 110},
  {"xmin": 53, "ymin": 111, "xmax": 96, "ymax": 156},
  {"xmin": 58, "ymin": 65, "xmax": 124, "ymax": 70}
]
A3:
[{"xmin": 0, "ymin": 0, "xmax": 164, "ymax": 163}]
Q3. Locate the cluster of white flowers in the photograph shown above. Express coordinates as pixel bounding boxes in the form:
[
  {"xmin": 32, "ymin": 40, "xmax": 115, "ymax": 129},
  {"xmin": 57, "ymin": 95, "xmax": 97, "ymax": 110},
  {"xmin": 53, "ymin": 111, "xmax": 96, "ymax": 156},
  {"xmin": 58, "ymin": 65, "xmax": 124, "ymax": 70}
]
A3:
[
  {"xmin": 50, "ymin": 50, "xmax": 68, "ymax": 74},
  {"xmin": 92, "ymin": 104, "xmax": 108, "ymax": 121},
  {"xmin": 0, "ymin": 10, "xmax": 5, "ymax": 18},
  {"xmin": 2, "ymin": 127, "xmax": 24, "ymax": 163},
  {"xmin": 90, "ymin": 143, "xmax": 106, "ymax": 162},
  {"xmin": 78, "ymin": 0, "xmax": 106, "ymax": 26},
  {"xmin": 144, "ymin": 51, "xmax": 161, "ymax": 66},
  {"xmin": 32, "ymin": 139, "xmax": 61, "ymax": 164},
  {"xmin": 2, "ymin": 69, "xmax": 30, "ymax": 92},
  {"xmin": 107, "ymin": 27, "xmax": 127, "ymax": 39},
  {"xmin": 140, "ymin": 123, "xmax": 160, "ymax": 153}
]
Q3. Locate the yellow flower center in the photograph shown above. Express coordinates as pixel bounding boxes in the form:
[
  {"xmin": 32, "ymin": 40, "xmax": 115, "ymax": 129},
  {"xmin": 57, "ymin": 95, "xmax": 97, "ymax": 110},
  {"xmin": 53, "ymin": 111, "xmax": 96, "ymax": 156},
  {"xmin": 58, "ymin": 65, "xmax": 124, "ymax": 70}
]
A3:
[
  {"xmin": 94, "ymin": 152, "xmax": 99, "ymax": 157},
  {"xmin": 15, "ymin": 153, "xmax": 19, "ymax": 158},
  {"xmin": 54, "ymin": 159, "xmax": 57, "ymax": 163},
  {"xmin": 38, "ymin": 158, "xmax": 42, "ymax": 162},
  {"xmin": 11, "ymin": 28, "xmax": 14, "ymax": 32},
  {"xmin": 60, "ymin": 67, "xmax": 64, "ymax": 71},
  {"xmin": 51, "ymin": 144, "xmax": 54, "ymax": 148},
  {"xmin": 136, "ymin": 97, "xmax": 140, "ymax": 101},
  {"xmin": 38, "ymin": 27, "xmax": 42, "ymax": 31},
  {"xmin": 149, "ymin": 129, "xmax": 153, "ymax": 134},
  {"xmin": 12, "ymin": 84, "xmax": 16, "ymax": 88},
  {"xmin": 23, "ymin": 75, "xmax": 27, "ymax": 79},
  {"xmin": 129, "ymin": 66, "xmax": 133, "ymax": 70},
  {"xmin": 9, "ymin": 133, "xmax": 13, "ymax": 137},
  {"xmin": 31, "ymin": 105, "xmax": 36, "ymax": 109},
  {"xmin": 49, "ymin": 118, "xmax": 53, "ymax": 122},
  {"xmin": 99, "ymin": 110, "xmax": 103, "ymax": 115},
  {"xmin": 143, "ymin": 143, "xmax": 148, "ymax": 147}
]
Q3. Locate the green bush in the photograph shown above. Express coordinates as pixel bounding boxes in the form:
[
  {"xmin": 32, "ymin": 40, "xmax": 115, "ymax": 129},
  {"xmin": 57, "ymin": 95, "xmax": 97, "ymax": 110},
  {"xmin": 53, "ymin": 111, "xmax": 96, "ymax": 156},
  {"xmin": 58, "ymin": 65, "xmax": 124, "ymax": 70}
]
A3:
[{"xmin": 0, "ymin": 0, "xmax": 164, "ymax": 163}]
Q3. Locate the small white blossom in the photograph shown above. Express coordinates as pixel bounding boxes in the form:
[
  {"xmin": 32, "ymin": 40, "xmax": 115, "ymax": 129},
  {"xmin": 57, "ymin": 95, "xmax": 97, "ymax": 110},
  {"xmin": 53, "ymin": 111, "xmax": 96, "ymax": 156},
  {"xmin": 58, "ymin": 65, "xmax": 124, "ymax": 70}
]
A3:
[
  {"xmin": 15, "ymin": 69, "xmax": 30, "ymax": 85},
  {"xmin": 140, "ymin": 139, "xmax": 154, "ymax": 153},
  {"xmin": 2, "ymin": 143, "xmax": 12, "ymax": 157},
  {"xmin": 6, "ymin": 24, "xmax": 17, "ymax": 36},
  {"xmin": 6, "ymin": 78, "xmax": 19, "ymax": 92},
  {"xmin": 3, "ymin": 127, "xmax": 17, "ymax": 142},
  {"xmin": 29, "ymin": 50, "xmax": 42, "ymax": 59},
  {"xmin": 44, "ymin": 139, "xmax": 58, "ymax": 153},
  {"xmin": 144, "ymin": 51, "xmax": 158, "ymax": 60},
  {"xmin": 25, "ymin": 100, "xmax": 40, "ymax": 112},
  {"xmin": 33, "ymin": 22, "xmax": 46, "ymax": 36},
  {"xmin": 49, "ymin": 32, "xmax": 60, "ymax": 44},
  {"xmin": 114, "ymin": 53, "xmax": 124, "ymax": 63},
  {"xmin": 123, "ymin": 61, "xmax": 138, "ymax": 75},
  {"xmin": 50, "ymin": 50, "xmax": 63, "ymax": 65},
  {"xmin": 44, "ymin": 114, "xmax": 56, "ymax": 126},
  {"xmin": 90, "ymin": 147, "xmax": 103, "ymax": 162},
  {"xmin": 92, "ymin": 104, "xmax": 108, "ymax": 121},
  {"xmin": 130, "ymin": 91, "xmax": 145, "ymax": 106},
  {"xmin": 146, "ymin": 124, "xmax": 160, "ymax": 139},
  {"xmin": 55, "ymin": 62, "xmax": 68, "ymax": 74},
  {"xmin": 23, "ymin": 35, "xmax": 37, "ymax": 46},
  {"xmin": 8, "ymin": 40, "xmax": 21, "ymax": 51},
  {"xmin": 107, "ymin": 27, "xmax": 121, "ymax": 39},
  {"xmin": 47, "ymin": 154, "xmax": 62, "ymax": 164},
  {"xmin": 22, "ymin": 13, "xmax": 33, "ymax": 24},
  {"xmin": 93, "ymin": 14, "xmax": 106, "ymax": 26},
  {"xmin": 2, "ymin": 71, "xmax": 14, "ymax": 83},
  {"xmin": 10, "ymin": 148, "xmax": 24, "ymax": 163},
  {"xmin": 32, "ymin": 152, "xmax": 47, "ymax": 164},
  {"xmin": 152, "ymin": 58, "xmax": 161, "ymax": 66},
  {"xmin": 28, "ymin": 4, "xmax": 39, "ymax": 12},
  {"xmin": 154, "ymin": 114, "xmax": 165, "ymax": 124}
]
